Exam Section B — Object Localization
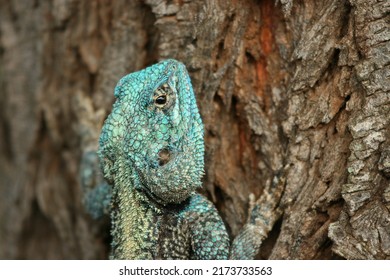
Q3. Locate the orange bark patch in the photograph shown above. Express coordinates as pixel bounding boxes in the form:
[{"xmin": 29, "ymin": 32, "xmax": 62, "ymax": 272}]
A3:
[
  {"xmin": 260, "ymin": 0, "xmax": 274, "ymax": 56},
  {"xmin": 256, "ymin": 0, "xmax": 276, "ymax": 112}
]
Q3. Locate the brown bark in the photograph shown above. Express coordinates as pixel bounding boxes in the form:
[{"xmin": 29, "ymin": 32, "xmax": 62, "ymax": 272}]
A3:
[{"xmin": 0, "ymin": 0, "xmax": 388, "ymax": 259}]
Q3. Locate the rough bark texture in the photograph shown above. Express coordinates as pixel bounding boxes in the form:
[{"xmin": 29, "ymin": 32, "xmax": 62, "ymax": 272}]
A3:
[{"xmin": 0, "ymin": 0, "xmax": 388, "ymax": 259}]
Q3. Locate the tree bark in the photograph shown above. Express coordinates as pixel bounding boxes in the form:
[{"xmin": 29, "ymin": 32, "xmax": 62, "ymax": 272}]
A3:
[{"xmin": 0, "ymin": 0, "xmax": 388, "ymax": 259}]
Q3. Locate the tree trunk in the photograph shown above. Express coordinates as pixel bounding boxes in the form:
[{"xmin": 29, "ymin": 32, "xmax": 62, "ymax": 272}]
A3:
[{"xmin": 0, "ymin": 0, "xmax": 388, "ymax": 259}]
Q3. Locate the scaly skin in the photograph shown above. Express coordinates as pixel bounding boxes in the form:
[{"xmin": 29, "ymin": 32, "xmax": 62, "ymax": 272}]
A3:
[
  {"xmin": 94, "ymin": 59, "xmax": 229, "ymax": 259},
  {"xmin": 83, "ymin": 59, "xmax": 263, "ymax": 259}
]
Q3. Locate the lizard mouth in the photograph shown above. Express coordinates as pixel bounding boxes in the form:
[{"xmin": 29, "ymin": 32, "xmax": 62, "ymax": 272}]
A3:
[
  {"xmin": 132, "ymin": 136, "xmax": 201, "ymax": 206},
  {"xmin": 134, "ymin": 146, "xmax": 195, "ymax": 205}
]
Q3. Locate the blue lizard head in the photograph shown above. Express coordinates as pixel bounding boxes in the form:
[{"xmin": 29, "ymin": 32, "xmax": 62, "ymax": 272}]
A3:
[{"xmin": 98, "ymin": 59, "xmax": 204, "ymax": 205}]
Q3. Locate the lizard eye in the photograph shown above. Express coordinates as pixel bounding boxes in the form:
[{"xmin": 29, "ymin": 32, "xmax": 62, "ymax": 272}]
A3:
[
  {"xmin": 155, "ymin": 94, "xmax": 167, "ymax": 105},
  {"xmin": 153, "ymin": 83, "xmax": 174, "ymax": 109}
]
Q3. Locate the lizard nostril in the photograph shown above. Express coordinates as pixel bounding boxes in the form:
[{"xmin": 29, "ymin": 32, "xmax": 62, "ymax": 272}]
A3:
[{"xmin": 158, "ymin": 148, "xmax": 171, "ymax": 166}]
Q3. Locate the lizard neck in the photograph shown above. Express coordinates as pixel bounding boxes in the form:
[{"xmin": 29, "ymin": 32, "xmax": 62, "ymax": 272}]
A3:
[
  {"xmin": 110, "ymin": 164, "xmax": 161, "ymax": 259},
  {"xmin": 109, "ymin": 158, "xmax": 193, "ymax": 259}
]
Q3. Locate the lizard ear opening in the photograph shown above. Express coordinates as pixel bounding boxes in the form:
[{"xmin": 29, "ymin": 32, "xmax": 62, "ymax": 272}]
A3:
[{"xmin": 158, "ymin": 148, "xmax": 171, "ymax": 166}]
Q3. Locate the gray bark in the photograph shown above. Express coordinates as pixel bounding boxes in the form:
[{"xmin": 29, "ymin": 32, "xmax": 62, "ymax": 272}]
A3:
[{"xmin": 0, "ymin": 0, "xmax": 388, "ymax": 259}]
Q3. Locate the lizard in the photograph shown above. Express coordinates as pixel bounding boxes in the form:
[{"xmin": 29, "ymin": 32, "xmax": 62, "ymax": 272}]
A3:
[{"xmin": 80, "ymin": 59, "xmax": 275, "ymax": 260}]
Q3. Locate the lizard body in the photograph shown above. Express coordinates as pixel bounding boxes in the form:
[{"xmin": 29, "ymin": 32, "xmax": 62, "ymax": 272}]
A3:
[
  {"xmin": 82, "ymin": 59, "xmax": 264, "ymax": 259},
  {"xmin": 92, "ymin": 59, "xmax": 229, "ymax": 259}
]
